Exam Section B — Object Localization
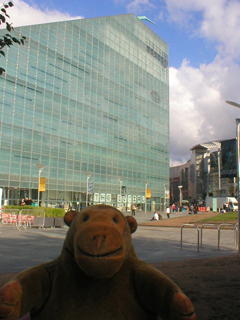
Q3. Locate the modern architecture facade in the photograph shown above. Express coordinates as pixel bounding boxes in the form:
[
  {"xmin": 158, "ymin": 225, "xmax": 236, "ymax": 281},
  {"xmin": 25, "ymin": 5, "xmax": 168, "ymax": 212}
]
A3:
[
  {"xmin": 0, "ymin": 14, "xmax": 169, "ymax": 210},
  {"xmin": 170, "ymin": 139, "xmax": 237, "ymax": 205}
]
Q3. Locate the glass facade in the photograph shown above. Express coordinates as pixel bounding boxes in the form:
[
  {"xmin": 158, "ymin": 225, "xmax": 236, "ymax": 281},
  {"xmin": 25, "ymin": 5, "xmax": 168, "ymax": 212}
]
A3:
[{"xmin": 0, "ymin": 14, "xmax": 169, "ymax": 210}]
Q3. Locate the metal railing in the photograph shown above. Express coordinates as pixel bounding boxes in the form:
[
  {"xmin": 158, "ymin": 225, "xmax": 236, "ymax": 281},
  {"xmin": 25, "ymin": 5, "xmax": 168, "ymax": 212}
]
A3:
[
  {"xmin": 201, "ymin": 223, "xmax": 220, "ymax": 250},
  {"xmin": 1, "ymin": 209, "xmax": 20, "ymax": 227},
  {"xmin": 1, "ymin": 209, "xmax": 45, "ymax": 230},
  {"xmin": 181, "ymin": 224, "xmax": 200, "ymax": 252},
  {"xmin": 219, "ymin": 223, "xmax": 238, "ymax": 249}
]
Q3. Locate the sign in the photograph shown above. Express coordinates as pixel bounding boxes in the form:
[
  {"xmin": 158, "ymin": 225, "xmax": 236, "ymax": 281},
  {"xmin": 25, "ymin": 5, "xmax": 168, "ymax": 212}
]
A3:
[
  {"xmin": 106, "ymin": 194, "xmax": 111, "ymax": 203},
  {"xmin": 122, "ymin": 186, "xmax": 126, "ymax": 195},
  {"xmin": 165, "ymin": 189, "xmax": 169, "ymax": 199},
  {"xmin": 213, "ymin": 198, "xmax": 217, "ymax": 212},
  {"xmin": 221, "ymin": 139, "xmax": 237, "ymax": 177},
  {"xmin": 100, "ymin": 193, "xmax": 105, "ymax": 203},
  {"xmin": 39, "ymin": 177, "xmax": 46, "ymax": 192},
  {"xmin": 146, "ymin": 189, "xmax": 151, "ymax": 199},
  {"xmin": 88, "ymin": 183, "xmax": 93, "ymax": 194},
  {"xmin": 94, "ymin": 193, "xmax": 99, "ymax": 202}
]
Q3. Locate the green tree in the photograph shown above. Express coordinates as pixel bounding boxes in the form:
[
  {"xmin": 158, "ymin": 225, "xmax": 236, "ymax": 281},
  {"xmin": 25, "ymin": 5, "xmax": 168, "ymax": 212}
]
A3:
[{"xmin": 0, "ymin": 1, "xmax": 26, "ymax": 75}]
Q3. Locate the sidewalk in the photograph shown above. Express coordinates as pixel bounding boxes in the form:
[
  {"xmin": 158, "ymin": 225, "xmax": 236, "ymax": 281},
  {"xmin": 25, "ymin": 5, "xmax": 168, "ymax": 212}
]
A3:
[
  {"xmin": 0, "ymin": 210, "xmax": 238, "ymax": 273},
  {"xmin": 122, "ymin": 209, "xmax": 217, "ymax": 226}
]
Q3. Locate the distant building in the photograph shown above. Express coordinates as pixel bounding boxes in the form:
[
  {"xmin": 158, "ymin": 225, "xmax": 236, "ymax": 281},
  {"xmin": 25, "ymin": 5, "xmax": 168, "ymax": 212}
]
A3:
[
  {"xmin": 0, "ymin": 14, "xmax": 169, "ymax": 209},
  {"xmin": 170, "ymin": 139, "xmax": 237, "ymax": 204}
]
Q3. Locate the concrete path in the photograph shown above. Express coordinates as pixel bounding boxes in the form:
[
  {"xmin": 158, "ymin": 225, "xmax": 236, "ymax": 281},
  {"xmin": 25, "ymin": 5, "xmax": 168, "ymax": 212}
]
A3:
[{"xmin": 0, "ymin": 210, "xmax": 238, "ymax": 273}]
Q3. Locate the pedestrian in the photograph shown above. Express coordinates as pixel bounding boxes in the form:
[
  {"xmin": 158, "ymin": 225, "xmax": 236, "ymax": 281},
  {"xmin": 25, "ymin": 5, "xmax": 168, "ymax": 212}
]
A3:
[
  {"xmin": 194, "ymin": 203, "xmax": 198, "ymax": 214},
  {"xmin": 166, "ymin": 207, "xmax": 170, "ymax": 218},
  {"xmin": 150, "ymin": 212, "xmax": 159, "ymax": 221},
  {"xmin": 189, "ymin": 204, "xmax": 193, "ymax": 215},
  {"xmin": 131, "ymin": 203, "xmax": 136, "ymax": 216}
]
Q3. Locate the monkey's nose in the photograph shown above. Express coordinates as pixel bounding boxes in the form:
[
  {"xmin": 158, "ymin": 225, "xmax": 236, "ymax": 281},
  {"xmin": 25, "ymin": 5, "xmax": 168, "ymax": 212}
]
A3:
[{"xmin": 93, "ymin": 235, "xmax": 106, "ymax": 253}]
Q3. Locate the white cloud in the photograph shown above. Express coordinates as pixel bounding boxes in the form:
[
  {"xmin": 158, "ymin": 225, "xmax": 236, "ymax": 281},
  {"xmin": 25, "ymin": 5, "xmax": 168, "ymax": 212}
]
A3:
[
  {"xmin": 0, "ymin": 0, "xmax": 83, "ymax": 28},
  {"xmin": 170, "ymin": 56, "xmax": 240, "ymax": 166},
  {"xmin": 114, "ymin": 0, "xmax": 155, "ymax": 14},
  {"xmin": 166, "ymin": 0, "xmax": 240, "ymax": 60},
  {"xmin": 126, "ymin": 0, "xmax": 155, "ymax": 14},
  {"xmin": 165, "ymin": 0, "xmax": 240, "ymax": 165}
]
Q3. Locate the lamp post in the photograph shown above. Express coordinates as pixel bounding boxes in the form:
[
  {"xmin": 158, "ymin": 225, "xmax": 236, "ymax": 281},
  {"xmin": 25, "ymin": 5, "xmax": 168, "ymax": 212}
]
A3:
[
  {"xmin": 144, "ymin": 180, "xmax": 148, "ymax": 215},
  {"xmin": 164, "ymin": 184, "xmax": 169, "ymax": 213},
  {"xmin": 178, "ymin": 185, "xmax": 183, "ymax": 210},
  {"xmin": 226, "ymin": 100, "xmax": 240, "ymax": 252},
  {"xmin": 36, "ymin": 163, "xmax": 44, "ymax": 207},
  {"xmin": 118, "ymin": 177, "xmax": 123, "ymax": 210},
  {"xmin": 85, "ymin": 171, "xmax": 91, "ymax": 207}
]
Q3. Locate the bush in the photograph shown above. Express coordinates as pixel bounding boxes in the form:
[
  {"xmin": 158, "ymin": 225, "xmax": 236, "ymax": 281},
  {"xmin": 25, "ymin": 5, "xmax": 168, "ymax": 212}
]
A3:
[
  {"xmin": 44, "ymin": 208, "xmax": 65, "ymax": 217},
  {"xmin": 3, "ymin": 206, "xmax": 65, "ymax": 217}
]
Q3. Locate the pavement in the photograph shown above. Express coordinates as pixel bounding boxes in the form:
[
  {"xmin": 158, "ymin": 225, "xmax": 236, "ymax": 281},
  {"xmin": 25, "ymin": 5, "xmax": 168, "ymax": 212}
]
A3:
[{"xmin": 0, "ymin": 210, "xmax": 238, "ymax": 273}]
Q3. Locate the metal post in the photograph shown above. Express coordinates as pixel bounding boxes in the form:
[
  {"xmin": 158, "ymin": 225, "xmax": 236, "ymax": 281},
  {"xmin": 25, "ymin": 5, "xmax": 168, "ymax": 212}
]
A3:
[
  {"xmin": 225, "ymin": 101, "xmax": 240, "ymax": 252},
  {"xmin": 38, "ymin": 169, "xmax": 40, "ymax": 206},
  {"xmin": 144, "ymin": 181, "xmax": 148, "ymax": 215},
  {"xmin": 164, "ymin": 185, "xmax": 166, "ymax": 214},
  {"xmin": 207, "ymin": 149, "xmax": 211, "ymax": 196},
  {"xmin": 218, "ymin": 147, "xmax": 221, "ymax": 191},
  {"xmin": 85, "ymin": 171, "xmax": 91, "ymax": 208},
  {"xmin": 178, "ymin": 185, "xmax": 183, "ymax": 210},
  {"xmin": 236, "ymin": 118, "xmax": 240, "ymax": 252},
  {"xmin": 36, "ymin": 164, "xmax": 44, "ymax": 207},
  {"xmin": 118, "ymin": 177, "xmax": 123, "ymax": 211}
]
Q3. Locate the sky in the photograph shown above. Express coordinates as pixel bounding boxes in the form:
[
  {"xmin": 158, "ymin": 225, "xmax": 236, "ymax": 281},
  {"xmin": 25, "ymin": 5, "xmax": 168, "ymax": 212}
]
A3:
[{"xmin": 2, "ymin": 0, "xmax": 240, "ymax": 166}]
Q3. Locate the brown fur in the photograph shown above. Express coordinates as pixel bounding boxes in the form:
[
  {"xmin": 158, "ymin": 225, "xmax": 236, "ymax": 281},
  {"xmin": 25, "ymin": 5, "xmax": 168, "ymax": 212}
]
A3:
[{"xmin": 0, "ymin": 205, "xmax": 196, "ymax": 320}]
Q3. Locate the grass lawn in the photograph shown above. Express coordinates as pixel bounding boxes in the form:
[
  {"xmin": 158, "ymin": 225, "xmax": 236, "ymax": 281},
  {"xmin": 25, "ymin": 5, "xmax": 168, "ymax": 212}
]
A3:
[{"xmin": 199, "ymin": 211, "xmax": 238, "ymax": 223}]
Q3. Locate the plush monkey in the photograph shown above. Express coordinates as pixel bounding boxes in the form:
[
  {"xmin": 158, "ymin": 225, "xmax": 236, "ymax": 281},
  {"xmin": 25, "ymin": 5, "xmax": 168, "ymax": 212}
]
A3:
[{"xmin": 0, "ymin": 205, "xmax": 196, "ymax": 320}]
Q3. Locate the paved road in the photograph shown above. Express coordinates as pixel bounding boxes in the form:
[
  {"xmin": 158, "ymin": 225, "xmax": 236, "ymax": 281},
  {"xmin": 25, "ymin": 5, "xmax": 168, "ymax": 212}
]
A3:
[{"xmin": 0, "ymin": 210, "xmax": 238, "ymax": 273}]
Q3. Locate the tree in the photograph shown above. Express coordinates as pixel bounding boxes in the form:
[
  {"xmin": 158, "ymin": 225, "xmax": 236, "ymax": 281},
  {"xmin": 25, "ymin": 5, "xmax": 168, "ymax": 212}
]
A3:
[{"xmin": 0, "ymin": 1, "xmax": 26, "ymax": 75}]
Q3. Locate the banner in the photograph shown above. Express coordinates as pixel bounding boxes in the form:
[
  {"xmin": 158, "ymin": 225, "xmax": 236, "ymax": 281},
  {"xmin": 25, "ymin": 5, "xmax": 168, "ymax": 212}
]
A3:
[
  {"xmin": 221, "ymin": 139, "xmax": 237, "ymax": 178},
  {"xmin": 165, "ymin": 189, "xmax": 169, "ymax": 199},
  {"xmin": 0, "ymin": 188, "xmax": 2, "ymax": 207},
  {"xmin": 88, "ymin": 183, "xmax": 93, "ymax": 194},
  {"xmin": 146, "ymin": 189, "xmax": 151, "ymax": 199},
  {"xmin": 39, "ymin": 177, "xmax": 46, "ymax": 192}
]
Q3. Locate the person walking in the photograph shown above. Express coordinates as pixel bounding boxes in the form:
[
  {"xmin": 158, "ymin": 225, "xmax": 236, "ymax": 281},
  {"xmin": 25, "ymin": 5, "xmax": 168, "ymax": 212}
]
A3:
[
  {"xmin": 131, "ymin": 203, "xmax": 136, "ymax": 216},
  {"xmin": 166, "ymin": 206, "xmax": 170, "ymax": 218}
]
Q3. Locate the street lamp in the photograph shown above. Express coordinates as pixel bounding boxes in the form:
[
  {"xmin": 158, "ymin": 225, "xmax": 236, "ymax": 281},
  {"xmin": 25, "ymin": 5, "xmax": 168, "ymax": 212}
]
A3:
[
  {"xmin": 118, "ymin": 177, "xmax": 123, "ymax": 210},
  {"xmin": 85, "ymin": 171, "xmax": 91, "ymax": 207},
  {"xmin": 36, "ymin": 163, "xmax": 44, "ymax": 207},
  {"xmin": 178, "ymin": 185, "xmax": 183, "ymax": 210},
  {"xmin": 226, "ymin": 100, "xmax": 240, "ymax": 108},
  {"xmin": 226, "ymin": 100, "xmax": 240, "ymax": 252},
  {"xmin": 164, "ymin": 184, "xmax": 168, "ymax": 213},
  {"xmin": 144, "ymin": 180, "xmax": 148, "ymax": 215}
]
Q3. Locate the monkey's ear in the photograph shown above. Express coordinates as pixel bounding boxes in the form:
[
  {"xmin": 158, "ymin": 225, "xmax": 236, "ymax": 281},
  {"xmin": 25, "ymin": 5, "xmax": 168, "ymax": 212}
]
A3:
[
  {"xmin": 125, "ymin": 216, "xmax": 137, "ymax": 234},
  {"xmin": 64, "ymin": 210, "xmax": 79, "ymax": 227}
]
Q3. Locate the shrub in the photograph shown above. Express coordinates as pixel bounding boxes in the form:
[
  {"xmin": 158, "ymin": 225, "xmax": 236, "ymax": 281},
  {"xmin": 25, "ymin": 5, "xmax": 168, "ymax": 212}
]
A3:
[{"xmin": 3, "ymin": 206, "xmax": 65, "ymax": 217}]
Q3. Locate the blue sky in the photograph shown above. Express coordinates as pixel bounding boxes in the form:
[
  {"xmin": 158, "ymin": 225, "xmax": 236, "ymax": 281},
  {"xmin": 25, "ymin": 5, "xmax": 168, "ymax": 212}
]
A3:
[{"xmin": 3, "ymin": 0, "xmax": 240, "ymax": 165}]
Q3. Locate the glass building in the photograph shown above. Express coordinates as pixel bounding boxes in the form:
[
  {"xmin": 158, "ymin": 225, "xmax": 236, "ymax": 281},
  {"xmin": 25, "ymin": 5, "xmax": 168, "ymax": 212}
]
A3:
[{"xmin": 0, "ymin": 14, "xmax": 169, "ymax": 210}]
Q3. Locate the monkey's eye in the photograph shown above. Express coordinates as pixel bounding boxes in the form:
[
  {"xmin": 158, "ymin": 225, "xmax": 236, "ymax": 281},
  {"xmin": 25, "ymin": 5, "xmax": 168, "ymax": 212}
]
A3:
[
  {"xmin": 113, "ymin": 217, "xmax": 118, "ymax": 223},
  {"xmin": 83, "ymin": 215, "xmax": 89, "ymax": 222}
]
